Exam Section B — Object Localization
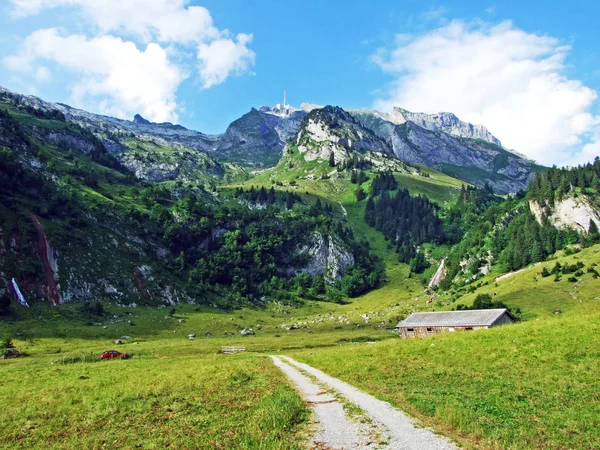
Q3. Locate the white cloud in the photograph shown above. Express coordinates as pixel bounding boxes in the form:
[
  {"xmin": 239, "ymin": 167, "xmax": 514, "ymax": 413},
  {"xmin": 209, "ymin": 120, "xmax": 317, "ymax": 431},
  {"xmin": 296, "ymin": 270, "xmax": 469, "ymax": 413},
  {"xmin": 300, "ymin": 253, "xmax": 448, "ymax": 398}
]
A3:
[
  {"xmin": 35, "ymin": 66, "xmax": 52, "ymax": 83},
  {"xmin": 10, "ymin": 0, "xmax": 221, "ymax": 43},
  {"xmin": 4, "ymin": 28, "xmax": 184, "ymax": 122},
  {"xmin": 9, "ymin": 0, "xmax": 254, "ymax": 76},
  {"xmin": 198, "ymin": 33, "xmax": 256, "ymax": 88},
  {"xmin": 6, "ymin": 0, "xmax": 255, "ymax": 121},
  {"xmin": 9, "ymin": 0, "xmax": 58, "ymax": 17},
  {"xmin": 372, "ymin": 20, "xmax": 600, "ymax": 166},
  {"xmin": 570, "ymin": 129, "xmax": 600, "ymax": 166}
]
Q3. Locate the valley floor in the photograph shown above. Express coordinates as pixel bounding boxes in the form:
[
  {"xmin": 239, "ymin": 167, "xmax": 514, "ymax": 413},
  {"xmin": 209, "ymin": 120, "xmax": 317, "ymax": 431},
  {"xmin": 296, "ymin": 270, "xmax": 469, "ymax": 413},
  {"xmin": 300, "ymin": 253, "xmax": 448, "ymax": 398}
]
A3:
[
  {"xmin": 292, "ymin": 308, "xmax": 600, "ymax": 450},
  {"xmin": 1, "ymin": 245, "xmax": 600, "ymax": 449}
]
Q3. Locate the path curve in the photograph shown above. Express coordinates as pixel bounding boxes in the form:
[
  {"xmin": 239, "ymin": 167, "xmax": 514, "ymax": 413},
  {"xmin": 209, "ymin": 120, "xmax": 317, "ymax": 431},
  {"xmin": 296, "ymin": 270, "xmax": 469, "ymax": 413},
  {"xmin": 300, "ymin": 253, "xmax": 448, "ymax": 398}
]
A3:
[{"xmin": 272, "ymin": 355, "xmax": 458, "ymax": 450}]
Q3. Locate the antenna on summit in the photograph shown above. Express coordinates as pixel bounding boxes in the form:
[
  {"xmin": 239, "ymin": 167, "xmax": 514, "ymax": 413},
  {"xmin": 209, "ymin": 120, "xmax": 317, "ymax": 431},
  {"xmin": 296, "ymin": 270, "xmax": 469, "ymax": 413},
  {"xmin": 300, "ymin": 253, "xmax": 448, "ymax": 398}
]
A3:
[{"xmin": 283, "ymin": 89, "xmax": 286, "ymax": 109}]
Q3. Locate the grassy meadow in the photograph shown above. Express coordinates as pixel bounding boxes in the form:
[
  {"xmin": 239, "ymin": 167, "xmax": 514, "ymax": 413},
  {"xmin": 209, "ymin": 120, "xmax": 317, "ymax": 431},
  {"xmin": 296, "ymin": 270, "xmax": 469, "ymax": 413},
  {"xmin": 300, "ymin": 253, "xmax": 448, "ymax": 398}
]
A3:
[
  {"xmin": 2, "ymin": 192, "xmax": 600, "ymax": 450},
  {"xmin": 292, "ymin": 245, "xmax": 600, "ymax": 449},
  {"xmin": 0, "ymin": 348, "xmax": 308, "ymax": 449},
  {"xmin": 0, "ymin": 298, "xmax": 398, "ymax": 449},
  {"xmin": 293, "ymin": 309, "xmax": 600, "ymax": 450}
]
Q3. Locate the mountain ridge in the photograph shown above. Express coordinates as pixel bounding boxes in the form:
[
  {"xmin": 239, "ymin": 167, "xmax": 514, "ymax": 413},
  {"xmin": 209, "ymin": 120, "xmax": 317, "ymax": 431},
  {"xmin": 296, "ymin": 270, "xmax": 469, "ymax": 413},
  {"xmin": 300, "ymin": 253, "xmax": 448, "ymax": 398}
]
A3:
[
  {"xmin": 1, "ymin": 84, "xmax": 599, "ymax": 311},
  {"xmin": 0, "ymin": 85, "xmax": 538, "ymax": 193}
]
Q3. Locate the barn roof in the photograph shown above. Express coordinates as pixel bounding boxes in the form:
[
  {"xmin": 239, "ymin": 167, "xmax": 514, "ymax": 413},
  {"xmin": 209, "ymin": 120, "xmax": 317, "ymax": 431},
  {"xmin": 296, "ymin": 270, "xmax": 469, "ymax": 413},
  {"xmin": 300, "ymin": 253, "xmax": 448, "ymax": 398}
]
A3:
[{"xmin": 396, "ymin": 309, "xmax": 511, "ymax": 328}]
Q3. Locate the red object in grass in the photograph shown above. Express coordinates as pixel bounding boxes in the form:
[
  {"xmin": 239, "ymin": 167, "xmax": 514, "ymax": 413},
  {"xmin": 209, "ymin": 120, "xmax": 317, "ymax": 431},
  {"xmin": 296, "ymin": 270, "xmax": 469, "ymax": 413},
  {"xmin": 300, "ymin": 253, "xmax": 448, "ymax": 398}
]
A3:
[{"xmin": 100, "ymin": 350, "xmax": 129, "ymax": 360}]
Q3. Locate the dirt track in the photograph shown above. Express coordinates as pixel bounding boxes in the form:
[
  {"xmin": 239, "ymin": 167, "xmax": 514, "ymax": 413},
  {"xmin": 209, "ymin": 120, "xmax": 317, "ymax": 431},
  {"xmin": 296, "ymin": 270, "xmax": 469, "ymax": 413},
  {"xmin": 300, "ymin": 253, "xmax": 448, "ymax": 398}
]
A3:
[{"xmin": 271, "ymin": 355, "xmax": 458, "ymax": 450}]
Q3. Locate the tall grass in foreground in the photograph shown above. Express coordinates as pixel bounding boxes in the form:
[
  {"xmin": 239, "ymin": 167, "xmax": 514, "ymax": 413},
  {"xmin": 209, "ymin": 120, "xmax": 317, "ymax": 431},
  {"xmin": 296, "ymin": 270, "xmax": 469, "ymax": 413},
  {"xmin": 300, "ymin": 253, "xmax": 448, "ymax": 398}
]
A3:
[
  {"xmin": 293, "ymin": 311, "xmax": 600, "ymax": 449},
  {"xmin": 0, "ymin": 354, "xmax": 308, "ymax": 449}
]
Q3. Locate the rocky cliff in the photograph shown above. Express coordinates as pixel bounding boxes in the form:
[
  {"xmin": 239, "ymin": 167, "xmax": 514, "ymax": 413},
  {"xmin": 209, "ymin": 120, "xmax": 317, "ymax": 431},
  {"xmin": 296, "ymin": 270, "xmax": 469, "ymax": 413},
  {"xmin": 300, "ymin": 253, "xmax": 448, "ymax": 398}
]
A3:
[
  {"xmin": 1, "ymin": 85, "xmax": 539, "ymax": 193},
  {"xmin": 296, "ymin": 106, "xmax": 392, "ymax": 165},
  {"xmin": 392, "ymin": 108, "xmax": 502, "ymax": 145},
  {"xmin": 296, "ymin": 232, "xmax": 355, "ymax": 281},
  {"xmin": 391, "ymin": 122, "xmax": 537, "ymax": 193},
  {"xmin": 529, "ymin": 197, "xmax": 600, "ymax": 233},
  {"xmin": 217, "ymin": 107, "xmax": 306, "ymax": 167},
  {"xmin": 428, "ymin": 258, "xmax": 447, "ymax": 290},
  {"xmin": 351, "ymin": 109, "xmax": 538, "ymax": 193}
]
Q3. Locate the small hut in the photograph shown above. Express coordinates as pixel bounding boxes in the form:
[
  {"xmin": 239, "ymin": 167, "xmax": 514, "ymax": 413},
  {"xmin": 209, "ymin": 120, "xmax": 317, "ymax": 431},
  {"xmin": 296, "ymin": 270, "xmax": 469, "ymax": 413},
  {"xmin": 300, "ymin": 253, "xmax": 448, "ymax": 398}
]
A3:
[{"xmin": 396, "ymin": 309, "xmax": 514, "ymax": 338}]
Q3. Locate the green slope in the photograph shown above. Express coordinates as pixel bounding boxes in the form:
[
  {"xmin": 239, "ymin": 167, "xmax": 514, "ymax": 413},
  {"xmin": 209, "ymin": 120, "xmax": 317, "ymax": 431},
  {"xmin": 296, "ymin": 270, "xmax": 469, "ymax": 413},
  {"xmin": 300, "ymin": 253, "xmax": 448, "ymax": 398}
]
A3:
[{"xmin": 292, "ymin": 243, "xmax": 600, "ymax": 450}]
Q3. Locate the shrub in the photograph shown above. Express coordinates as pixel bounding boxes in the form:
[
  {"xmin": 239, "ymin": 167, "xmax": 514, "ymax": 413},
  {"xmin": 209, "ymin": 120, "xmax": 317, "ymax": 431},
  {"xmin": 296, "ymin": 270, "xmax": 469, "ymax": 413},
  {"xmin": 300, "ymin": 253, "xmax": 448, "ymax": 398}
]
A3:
[
  {"xmin": 0, "ymin": 334, "xmax": 14, "ymax": 350},
  {"xmin": 53, "ymin": 354, "xmax": 100, "ymax": 364},
  {"xmin": 409, "ymin": 252, "xmax": 429, "ymax": 274},
  {"xmin": 473, "ymin": 294, "xmax": 494, "ymax": 309},
  {"xmin": 78, "ymin": 301, "xmax": 105, "ymax": 317},
  {"xmin": 0, "ymin": 293, "xmax": 11, "ymax": 315},
  {"xmin": 355, "ymin": 187, "xmax": 366, "ymax": 201}
]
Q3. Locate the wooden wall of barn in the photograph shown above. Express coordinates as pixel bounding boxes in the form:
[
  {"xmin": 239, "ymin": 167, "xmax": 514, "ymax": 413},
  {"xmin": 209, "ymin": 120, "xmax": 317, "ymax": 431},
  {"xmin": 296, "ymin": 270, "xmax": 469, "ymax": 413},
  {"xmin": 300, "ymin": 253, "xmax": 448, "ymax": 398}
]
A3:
[
  {"xmin": 398, "ymin": 325, "xmax": 488, "ymax": 338},
  {"xmin": 398, "ymin": 311, "xmax": 514, "ymax": 338},
  {"xmin": 491, "ymin": 313, "xmax": 514, "ymax": 326}
]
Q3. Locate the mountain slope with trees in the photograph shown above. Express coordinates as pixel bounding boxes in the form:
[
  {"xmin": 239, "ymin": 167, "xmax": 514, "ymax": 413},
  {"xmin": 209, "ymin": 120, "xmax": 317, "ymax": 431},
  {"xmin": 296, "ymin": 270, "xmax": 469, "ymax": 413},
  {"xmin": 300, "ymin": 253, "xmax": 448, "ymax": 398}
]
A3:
[
  {"xmin": 0, "ymin": 96, "xmax": 383, "ymax": 308},
  {"xmin": 1, "ymin": 85, "xmax": 599, "ymax": 314}
]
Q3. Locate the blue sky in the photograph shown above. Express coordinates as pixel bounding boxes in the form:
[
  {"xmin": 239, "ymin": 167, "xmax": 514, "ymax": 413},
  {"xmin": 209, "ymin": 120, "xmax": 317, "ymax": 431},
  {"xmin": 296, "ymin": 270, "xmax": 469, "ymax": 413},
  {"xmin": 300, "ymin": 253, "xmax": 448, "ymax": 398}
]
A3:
[{"xmin": 1, "ymin": 0, "xmax": 599, "ymax": 166}]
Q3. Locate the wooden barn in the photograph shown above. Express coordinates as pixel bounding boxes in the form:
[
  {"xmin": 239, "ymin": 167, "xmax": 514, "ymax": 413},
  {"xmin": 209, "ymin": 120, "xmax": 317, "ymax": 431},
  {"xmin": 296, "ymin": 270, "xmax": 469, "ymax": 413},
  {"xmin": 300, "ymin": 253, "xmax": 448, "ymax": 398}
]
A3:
[{"xmin": 396, "ymin": 309, "xmax": 514, "ymax": 338}]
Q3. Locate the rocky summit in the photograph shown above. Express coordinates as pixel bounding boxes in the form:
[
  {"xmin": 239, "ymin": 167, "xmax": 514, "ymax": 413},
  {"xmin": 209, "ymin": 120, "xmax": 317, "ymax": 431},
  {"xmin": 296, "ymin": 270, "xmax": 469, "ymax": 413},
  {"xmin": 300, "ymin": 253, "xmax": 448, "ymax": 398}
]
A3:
[{"xmin": 0, "ymin": 85, "xmax": 539, "ymax": 193}]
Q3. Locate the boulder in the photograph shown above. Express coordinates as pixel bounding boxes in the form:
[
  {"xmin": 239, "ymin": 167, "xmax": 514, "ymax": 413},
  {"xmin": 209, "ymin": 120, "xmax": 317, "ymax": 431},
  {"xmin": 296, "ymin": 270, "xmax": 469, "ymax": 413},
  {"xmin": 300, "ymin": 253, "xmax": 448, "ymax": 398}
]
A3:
[
  {"xmin": 241, "ymin": 328, "xmax": 255, "ymax": 336},
  {"xmin": 1, "ymin": 348, "xmax": 22, "ymax": 358}
]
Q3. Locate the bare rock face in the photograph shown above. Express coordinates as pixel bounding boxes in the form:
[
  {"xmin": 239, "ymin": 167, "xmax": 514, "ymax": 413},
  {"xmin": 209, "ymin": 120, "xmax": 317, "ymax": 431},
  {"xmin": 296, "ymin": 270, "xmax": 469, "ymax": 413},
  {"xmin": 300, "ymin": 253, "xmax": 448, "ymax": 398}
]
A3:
[
  {"xmin": 215, "ymin": 106, "xmax": 307, "ymax": 167},
  {"xmin": 391, "ymin": 108, "xmax": 501, "ymax": 145},
  {"xmin": 296, "ymin": 106, "xmax": 392, "ymax": 164},
  {"xmin": 45, "ymin": 132, "xmax": 97, "ymax": 154},
  {"xmin": 55, "ymin": 105, "xmax": 219, "ymax": 154},
  {"xmin": 349, "ymin": 109, "xmax": 537, "ymax": 194},
  {"xmin": 1, "ymin": 85, "xmax": 538, "ymax": 194},
  {"xmin": 530, "ymin": 197, "xmax": 600, "ymax": 232},
  {"xmin": 133, "ymin": 114, "xmax": 151, "ymax": 125},
  {"xmin": 428, "ymin": 258, "xmax": 447, "ymax": 289},
  {"xmin": 216, "ymin": 108, "xmax": 300, "ymax": 167},
  {"xmin": 260, "ymin": 109, "xmax": 307, "ymax": 143},
  {"xmin": 392, "ymin": 122, "xmax": 536, "ymax": 193},
  {"xmin": 297, "ymin": 232, "xmax": 355, "ymax": 281},
  {"xmin": 30, "ymin": 214, "xmax": 61, "ymax": 306}
]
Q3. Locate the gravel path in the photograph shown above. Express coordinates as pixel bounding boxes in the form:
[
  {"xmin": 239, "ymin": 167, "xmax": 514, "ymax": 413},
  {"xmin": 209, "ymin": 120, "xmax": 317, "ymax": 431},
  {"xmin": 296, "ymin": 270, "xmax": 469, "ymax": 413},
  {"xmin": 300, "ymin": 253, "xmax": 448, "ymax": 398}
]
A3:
[
  {"xmin": 270, "ymin": 356, "xmax": 373, "ymax": 449},
  {"xmin": 272, "ymin": 355, "xmax": 459, "ymax": 450}
]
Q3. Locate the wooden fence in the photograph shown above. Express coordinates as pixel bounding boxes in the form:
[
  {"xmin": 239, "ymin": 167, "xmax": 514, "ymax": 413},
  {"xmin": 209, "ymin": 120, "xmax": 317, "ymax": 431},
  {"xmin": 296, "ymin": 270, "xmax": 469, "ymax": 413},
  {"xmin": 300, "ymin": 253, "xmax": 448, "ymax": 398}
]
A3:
[{"xmin": 221, "ymin": 346, "xmax": 246, "ymax": 354}]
